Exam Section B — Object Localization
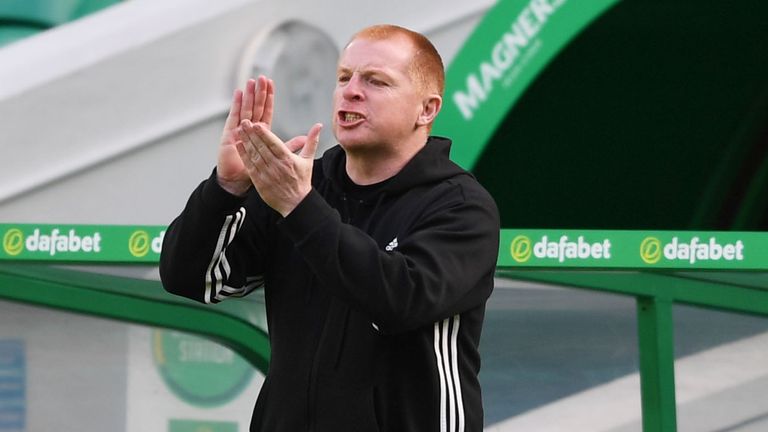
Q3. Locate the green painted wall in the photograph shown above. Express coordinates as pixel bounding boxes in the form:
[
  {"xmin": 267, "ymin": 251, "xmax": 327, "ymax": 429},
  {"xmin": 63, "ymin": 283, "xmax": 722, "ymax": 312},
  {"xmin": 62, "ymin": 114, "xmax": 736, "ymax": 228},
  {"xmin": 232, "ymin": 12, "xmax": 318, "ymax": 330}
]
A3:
[{"xmin": 472, "ymin": 1, "xmax": 768, "ymax": 230}]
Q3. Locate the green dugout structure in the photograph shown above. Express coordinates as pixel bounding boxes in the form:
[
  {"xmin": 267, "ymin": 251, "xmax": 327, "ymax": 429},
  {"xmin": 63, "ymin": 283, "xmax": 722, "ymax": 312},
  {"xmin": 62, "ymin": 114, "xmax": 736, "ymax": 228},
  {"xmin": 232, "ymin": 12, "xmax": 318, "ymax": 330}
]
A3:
[
  {"xmin": 2, "ymin": 225, "xmax": 768, "ymax": 431},
  {"xmin": 2, "ymin": 0, "xmax": 768, "ymax": 430},
  {"xmin": 434, "ymin": 0, "xmax": 768, "ymax": 231}
]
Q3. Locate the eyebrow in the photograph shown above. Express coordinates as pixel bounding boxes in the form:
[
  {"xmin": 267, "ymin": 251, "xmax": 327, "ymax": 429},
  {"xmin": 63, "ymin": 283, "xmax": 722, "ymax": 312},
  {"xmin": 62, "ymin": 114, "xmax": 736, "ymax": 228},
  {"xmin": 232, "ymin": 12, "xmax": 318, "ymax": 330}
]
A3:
[{"xmin": 337, "ymin": 64, "xmax": 394, "ymax": 76}]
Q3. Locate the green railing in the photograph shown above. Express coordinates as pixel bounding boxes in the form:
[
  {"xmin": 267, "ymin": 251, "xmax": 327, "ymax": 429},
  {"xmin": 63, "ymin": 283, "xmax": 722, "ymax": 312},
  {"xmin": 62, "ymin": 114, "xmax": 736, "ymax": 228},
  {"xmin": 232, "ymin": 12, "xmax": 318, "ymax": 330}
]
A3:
[
  {"xmin": 496, "ymin": 229, "xmax": 768, "ymax": 432},
  {"xmin": 0, "ymin": 223, "xmax": 271, "ymax": 372},
  {"xmin": 2, "ymin": 224, "xmax": 768, "ymax": 431}
]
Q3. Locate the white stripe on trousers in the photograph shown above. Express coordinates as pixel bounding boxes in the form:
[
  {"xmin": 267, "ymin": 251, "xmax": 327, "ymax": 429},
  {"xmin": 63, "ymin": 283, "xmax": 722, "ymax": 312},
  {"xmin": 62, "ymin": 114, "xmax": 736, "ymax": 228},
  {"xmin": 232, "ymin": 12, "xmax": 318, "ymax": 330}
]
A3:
[{"xmin": 433, "ymin": 315, "xmax": 464, "ymax": 432}]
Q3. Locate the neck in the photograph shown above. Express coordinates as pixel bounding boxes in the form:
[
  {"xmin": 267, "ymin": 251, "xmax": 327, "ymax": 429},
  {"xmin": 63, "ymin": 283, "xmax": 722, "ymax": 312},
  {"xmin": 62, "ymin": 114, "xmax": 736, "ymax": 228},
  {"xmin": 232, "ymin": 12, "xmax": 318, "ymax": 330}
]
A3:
[{"xmin": 344, "ymin": 136, "xmax": 428, "ymax": 185}]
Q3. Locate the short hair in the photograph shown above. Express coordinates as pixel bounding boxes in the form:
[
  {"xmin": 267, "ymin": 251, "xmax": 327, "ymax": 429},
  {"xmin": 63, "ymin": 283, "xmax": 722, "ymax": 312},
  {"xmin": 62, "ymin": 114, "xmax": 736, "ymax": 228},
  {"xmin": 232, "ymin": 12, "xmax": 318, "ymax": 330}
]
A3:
[{"xmin": 348, "ymin": 24, "xmax": 445, "ymax": 98}]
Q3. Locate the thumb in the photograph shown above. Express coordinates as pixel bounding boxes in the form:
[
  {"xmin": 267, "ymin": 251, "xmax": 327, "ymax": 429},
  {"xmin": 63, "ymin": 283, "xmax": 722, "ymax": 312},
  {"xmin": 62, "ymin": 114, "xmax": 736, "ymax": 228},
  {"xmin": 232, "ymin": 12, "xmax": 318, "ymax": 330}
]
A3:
[{"xmin": 299, "ymin": 123, "xmax": 323, "ymax": 159}]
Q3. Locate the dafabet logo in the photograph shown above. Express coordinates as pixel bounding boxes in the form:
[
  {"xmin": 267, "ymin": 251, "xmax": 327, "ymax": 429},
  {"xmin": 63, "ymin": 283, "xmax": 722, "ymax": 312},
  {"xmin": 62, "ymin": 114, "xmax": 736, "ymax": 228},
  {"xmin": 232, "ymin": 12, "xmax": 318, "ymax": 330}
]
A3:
[
  {"xmin": 129, "ymin": 230, "xmax": 165, "ymax": 258},
  {"xmin": 510, "ymin": 235, "xmax": 532, "ymax": 263},
  {"xmin": 640, "ymin": 236, "xmax": 744, "ymax": 265},
  {"xmin": 510, "ymin": 234, "xmax": 612, "ymax": 263},
  {"xmin": 2, "ymin": 229, "xmax": 24, "ymax": 256},
  {"xmin": 2, "ymin": 227, "xmax": 102, "ymax": 257},
  {"xmin": 639, "ymin": 237, "xmax": 662, "ymax": 264}
]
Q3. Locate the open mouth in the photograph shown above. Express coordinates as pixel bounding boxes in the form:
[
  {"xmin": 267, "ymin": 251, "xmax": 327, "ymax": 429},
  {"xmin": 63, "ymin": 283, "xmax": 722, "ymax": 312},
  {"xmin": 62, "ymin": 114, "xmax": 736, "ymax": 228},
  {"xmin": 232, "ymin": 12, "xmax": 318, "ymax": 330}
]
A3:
[{"xmin": 338, "ymin": 111, "xmax": 365, "ymax": 125}]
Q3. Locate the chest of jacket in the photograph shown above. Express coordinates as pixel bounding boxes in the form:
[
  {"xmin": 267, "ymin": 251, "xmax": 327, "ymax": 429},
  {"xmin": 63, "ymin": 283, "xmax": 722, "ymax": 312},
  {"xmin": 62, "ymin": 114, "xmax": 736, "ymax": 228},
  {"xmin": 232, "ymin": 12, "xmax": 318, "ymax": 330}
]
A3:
[{"xmin": 319, "ymin": 178, "xmax": 462, "ymax": 249}]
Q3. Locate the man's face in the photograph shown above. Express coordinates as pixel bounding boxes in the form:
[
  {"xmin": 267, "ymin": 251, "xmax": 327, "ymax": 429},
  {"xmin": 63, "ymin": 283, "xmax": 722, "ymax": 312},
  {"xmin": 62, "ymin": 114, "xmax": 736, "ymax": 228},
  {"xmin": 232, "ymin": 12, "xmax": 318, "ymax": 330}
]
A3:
[{"xmin": 332, "ymin": 36, "xmax": 425, "ymax": 153}]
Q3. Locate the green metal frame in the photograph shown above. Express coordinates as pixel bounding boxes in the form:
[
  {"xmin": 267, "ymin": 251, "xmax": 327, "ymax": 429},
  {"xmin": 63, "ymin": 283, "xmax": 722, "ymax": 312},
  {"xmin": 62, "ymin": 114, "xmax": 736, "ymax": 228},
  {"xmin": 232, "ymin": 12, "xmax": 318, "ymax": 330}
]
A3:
[
  {"xmin": 0, "ymin": 263, "xmax": 270, "ymax": 372},
  {"xmin": 496, "ymin": 268, "xmax": 768, "ymax": 432},
  {"xmin": 3, "ymin": 231, "xmax": 768, "ymax": 432},
  {"xmin": 636, "ymin": 296, "xmax": 676, "ymax": 432}
]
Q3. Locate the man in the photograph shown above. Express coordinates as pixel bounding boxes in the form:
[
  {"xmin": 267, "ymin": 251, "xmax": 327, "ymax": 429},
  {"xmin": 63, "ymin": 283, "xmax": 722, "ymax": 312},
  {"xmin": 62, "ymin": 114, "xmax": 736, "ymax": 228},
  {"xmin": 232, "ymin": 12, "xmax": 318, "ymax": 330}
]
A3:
[{"xmin": 160, "ymin": 24, "xmax": 500, "ymax": 432}]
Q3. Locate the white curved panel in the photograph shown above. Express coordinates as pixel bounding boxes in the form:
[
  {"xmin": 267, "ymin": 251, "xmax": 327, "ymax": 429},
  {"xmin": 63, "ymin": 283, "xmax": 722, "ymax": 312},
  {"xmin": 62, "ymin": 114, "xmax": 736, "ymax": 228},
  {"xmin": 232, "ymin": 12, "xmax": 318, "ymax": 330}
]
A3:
[{"xmin": 0, "ymin": 0, "xmax": 494, "ymax": 223}]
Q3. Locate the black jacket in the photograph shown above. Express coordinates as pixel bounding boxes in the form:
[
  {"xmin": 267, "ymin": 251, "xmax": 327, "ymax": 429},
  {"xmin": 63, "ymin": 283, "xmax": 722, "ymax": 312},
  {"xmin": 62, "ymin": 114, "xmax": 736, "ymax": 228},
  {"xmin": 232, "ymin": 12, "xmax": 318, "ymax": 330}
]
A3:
[{"xmin": 160, "ymin": 137, "xmax": 500, "ymax": 432}]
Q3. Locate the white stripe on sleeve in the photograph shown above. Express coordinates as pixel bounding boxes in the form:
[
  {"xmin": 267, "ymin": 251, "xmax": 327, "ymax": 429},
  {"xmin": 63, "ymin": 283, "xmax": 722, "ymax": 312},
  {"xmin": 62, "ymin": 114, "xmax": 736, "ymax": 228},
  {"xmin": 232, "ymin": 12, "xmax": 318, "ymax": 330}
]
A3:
[{"xmin": 204, "ymin": 207, "xmax": 262, "ymax": 304}]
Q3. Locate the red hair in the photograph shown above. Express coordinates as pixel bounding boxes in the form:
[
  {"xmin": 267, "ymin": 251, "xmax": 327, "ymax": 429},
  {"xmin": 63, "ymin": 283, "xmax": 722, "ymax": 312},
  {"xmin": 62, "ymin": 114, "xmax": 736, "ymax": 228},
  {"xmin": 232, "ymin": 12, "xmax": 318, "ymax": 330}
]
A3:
[{"xmin": 349, "ymin": 24, "xmax": 445, "ymax": 98}]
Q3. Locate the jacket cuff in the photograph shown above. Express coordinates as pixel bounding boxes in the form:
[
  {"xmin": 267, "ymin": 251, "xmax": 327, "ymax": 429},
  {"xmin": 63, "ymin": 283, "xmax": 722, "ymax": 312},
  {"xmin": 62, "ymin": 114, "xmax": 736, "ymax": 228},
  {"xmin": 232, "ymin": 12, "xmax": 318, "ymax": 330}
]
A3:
[
  {"xmin": 279, "ymin": 189, "xmax": 338, "ymax": 244},
  {"xmin": 201, "ymin": 168, "xmax": 251, "ymax": 211}
]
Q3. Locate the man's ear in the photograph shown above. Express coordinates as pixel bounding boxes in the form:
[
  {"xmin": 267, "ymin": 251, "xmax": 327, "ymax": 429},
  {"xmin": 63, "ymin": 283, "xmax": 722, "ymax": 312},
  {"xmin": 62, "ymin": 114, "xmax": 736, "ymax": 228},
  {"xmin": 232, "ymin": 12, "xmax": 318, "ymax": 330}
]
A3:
[{"xmin": 416, "ymin": 94, "xmax": 443, "ymax": 127}]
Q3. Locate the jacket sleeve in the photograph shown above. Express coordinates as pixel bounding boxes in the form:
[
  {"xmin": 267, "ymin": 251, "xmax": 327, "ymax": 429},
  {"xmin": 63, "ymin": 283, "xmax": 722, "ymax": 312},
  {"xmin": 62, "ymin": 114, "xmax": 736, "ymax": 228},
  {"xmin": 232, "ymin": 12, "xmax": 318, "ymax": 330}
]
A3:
[
  {"xmin": 278, "ymin": 181, "xmax": 500, "ymax": 334},
  {"xmin": 159, "ymin": 169, "xmax": 273, "ymax": 304}
]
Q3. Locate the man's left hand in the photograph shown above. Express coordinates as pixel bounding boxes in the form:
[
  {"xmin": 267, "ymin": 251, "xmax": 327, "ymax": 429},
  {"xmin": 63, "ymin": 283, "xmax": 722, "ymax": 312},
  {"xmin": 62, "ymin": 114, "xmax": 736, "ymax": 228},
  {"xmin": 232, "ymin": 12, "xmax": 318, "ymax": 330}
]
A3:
[{"xmin": 235, "ymin": 120, "xmax": 323, "ymax": 217}]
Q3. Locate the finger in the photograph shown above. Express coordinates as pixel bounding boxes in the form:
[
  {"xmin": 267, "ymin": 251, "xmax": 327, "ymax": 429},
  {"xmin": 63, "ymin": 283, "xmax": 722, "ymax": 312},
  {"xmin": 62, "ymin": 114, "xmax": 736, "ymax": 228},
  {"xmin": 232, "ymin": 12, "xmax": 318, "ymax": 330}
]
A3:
[
  {"xmin": 236, "ymin": 124, "xmax": 262, "ymax": 165},
  {"xmin": 253, "ymin": 76, "xmax": 270, "ymax": 123},
  {"xmin": 285, "ymin": 137, "xmax": 306, "ymax": 154},
  {"xmin": 300, "ymin": 123, "xmax": 323, "ymax": 159},
  {"xmin": 224, "ymin": 89, "xmax": 243, "ymax": 131},
  {"xmin": 240, "ymin": 79, "xmax": 256, "ymax": 122},
  {"xmin": 236, "ymin": 126, "xmax": 258, "ymax": 163},
  {"xmin": 234, "ymin": 141, "xmax": 253, "ymax": 170},
  {"xmin": 249, "ymin": 121, "xmax": 290, "ymax": 160},
  {"xmin": 262, "ymin": 78, "xmax": 275, "ymax": 127},
  {"xmin": 234, "ymin": 139, "xmax": 262, "ymax": 180},
  {"xmin": 240, "ymin": 120, "xmax": 282, "ymax": 170}
]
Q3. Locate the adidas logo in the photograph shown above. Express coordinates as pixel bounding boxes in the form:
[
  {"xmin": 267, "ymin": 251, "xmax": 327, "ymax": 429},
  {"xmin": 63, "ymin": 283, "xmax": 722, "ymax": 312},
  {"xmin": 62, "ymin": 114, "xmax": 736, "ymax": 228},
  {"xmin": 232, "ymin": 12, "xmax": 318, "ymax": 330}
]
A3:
[{"xmin": 385, "ymin": 237, "xmax": 399, "ymax": 252}]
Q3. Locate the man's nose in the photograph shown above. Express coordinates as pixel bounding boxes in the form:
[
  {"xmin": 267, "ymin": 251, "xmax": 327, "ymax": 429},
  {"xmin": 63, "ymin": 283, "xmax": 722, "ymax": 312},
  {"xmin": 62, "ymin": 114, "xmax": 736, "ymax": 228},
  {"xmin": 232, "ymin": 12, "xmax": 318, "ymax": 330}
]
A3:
[{"xmin": 342, "ymin": 75, "xmax": 364, "ymax": 101}]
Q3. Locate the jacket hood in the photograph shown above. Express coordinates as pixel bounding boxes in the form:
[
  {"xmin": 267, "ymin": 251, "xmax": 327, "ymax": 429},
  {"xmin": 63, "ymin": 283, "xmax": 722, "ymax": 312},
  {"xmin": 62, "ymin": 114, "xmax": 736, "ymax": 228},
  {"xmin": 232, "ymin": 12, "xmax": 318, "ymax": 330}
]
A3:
[{"xmin": 319, "ymin": 136, "xmax": 471, "ymax": 195}]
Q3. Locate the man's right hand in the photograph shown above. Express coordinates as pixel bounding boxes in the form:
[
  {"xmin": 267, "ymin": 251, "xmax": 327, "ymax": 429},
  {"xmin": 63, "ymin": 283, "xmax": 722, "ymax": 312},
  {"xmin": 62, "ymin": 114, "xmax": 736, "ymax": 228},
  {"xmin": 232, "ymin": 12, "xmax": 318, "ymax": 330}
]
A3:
[{"xmin": 217, "ymin": 76, "xmax": 274, "ymax": 196}]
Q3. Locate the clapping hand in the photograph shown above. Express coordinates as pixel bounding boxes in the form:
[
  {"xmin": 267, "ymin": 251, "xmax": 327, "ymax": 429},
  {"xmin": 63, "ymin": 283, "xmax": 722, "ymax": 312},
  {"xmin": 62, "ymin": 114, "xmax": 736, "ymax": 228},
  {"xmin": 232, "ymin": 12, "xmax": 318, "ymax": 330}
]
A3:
[
  {"xmin": 217, "ymin": 76, "xmax": 275, "ymax": 196},
  {"xmin": 235, "ymin": 120, "xmax": 323, "ymax": 217}
]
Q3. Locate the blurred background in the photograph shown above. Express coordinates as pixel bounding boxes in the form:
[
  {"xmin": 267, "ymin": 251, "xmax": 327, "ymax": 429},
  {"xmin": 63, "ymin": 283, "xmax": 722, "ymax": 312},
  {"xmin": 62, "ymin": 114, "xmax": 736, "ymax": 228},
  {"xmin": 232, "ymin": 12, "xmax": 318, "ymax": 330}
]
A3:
[{"xmin": 0, "ymin": 0, "xmax": 766, "ymax": 431}]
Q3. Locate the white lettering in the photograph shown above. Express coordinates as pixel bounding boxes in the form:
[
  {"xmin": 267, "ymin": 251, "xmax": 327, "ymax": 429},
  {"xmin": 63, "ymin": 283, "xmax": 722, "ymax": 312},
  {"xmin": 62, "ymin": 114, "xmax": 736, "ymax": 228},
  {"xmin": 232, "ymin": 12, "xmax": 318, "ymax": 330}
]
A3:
[
  {"xmin": 152, "ymin": 231, "xmax": 165, "ymax": 254},
  {"xmin": 452, "ymin": 0, "xmax": 567, "ymax": 119},
  {"xmin": 25, "ymin": 229, "xmax": 40, "ymax": 251},
  {"xmin": 480, "ymin": 61, "xmax": 501, "ymax": 95},
  {"xmin": 22, "ymin": 228, "xmax": 101, "ymax": 256},
  {"xmin": 502, "ymin": 26, "xmax": 528, "ymax": 59},
  {"xmin": 68, "ymin": 230, "xmax": 81, "ymax": 252},
  {"xmin": 453, "ymin": 74, "xmax": 487, "ymax": 120},
  {"xmin": 530, "ymin": 0, "xmax": 556, "ymax": 22},
  {"xmin": 518, "ymin": 8, "xmax": 540, "ymax": 37},
  {"xmin": 663, "ymin": 237, "xmax": 745, "ymax": 264},
  {"xmin": 533, "ymin": 235, "xmax": 611, "ymax": 262},
  {"xmin": 82, "ymin": 235, "xmax": 93, "ymax": 252},
  {"xmin": 723, "ymin": 244, "xmax": 735, "ymax": 260},
  {"xmin": 708, "ymin": 238, "xmax": 722, "ymax": 259},
  {"xmin": 92, "ymin": 233, "xmax": 102, "ymax": 252},
  {"xmin": 534, "ymin": 235, "xmax": 549, "ymax": 257},
  {"xmin": 491, "ymin": 41, "xmax": 514, "ymax": 72}
]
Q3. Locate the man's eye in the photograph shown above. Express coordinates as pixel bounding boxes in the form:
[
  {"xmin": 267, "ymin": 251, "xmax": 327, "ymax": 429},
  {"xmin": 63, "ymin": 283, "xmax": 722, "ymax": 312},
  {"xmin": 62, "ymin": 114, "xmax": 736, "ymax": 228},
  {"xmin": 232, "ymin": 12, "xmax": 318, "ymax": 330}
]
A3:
[{"xmin": 338, "ymin": 75, "xmax": 350, "ymax": 83}]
